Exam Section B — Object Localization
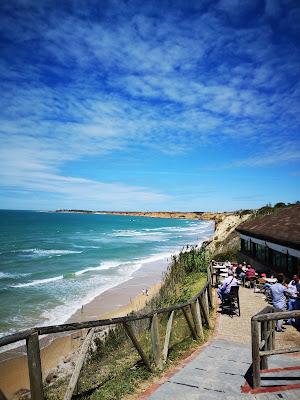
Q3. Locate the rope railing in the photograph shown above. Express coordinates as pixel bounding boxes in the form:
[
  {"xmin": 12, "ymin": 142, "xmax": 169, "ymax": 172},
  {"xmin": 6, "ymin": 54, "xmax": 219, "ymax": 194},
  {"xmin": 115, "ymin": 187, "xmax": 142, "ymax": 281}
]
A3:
[{"xmin": 0, "ymin": 265, "xmax": 215, "ymax": 400}]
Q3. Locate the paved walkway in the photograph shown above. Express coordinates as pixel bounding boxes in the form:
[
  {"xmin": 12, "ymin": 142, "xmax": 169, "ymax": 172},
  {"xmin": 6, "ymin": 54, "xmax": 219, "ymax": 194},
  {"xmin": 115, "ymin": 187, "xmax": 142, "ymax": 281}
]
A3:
[{"xmin": 145, "ymin": 288, "xmax": 300, "ymax": 400}]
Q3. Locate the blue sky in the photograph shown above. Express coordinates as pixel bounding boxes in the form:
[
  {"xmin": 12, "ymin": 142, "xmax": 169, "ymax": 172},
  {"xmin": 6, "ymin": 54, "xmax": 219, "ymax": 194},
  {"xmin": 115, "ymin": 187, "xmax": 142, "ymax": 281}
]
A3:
[{"xmin": 0, "ymin": 0, "xmax": 299, "ymax": 212}]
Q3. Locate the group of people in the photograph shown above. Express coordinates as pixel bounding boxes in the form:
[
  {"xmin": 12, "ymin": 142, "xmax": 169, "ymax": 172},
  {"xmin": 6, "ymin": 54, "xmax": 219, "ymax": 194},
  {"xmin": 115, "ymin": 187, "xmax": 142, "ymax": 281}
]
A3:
[
  {"xmin": 235, "ymin": 262, "xmax": 257, "ymax": 285},
  {"xmin": 215, "ymin": 260, "xmax": 300, "ymax": 331},
  {"xmin": 216, "ymin": 261, "xmax": 257, "ymax": 300}
]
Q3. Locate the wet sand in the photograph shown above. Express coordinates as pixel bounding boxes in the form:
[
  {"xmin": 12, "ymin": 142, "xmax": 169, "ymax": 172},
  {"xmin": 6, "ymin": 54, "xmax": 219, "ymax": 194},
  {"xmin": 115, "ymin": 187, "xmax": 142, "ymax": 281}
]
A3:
[{"xmin": 0, "ymin": 256, "xmax": 170, "ymax": 399}]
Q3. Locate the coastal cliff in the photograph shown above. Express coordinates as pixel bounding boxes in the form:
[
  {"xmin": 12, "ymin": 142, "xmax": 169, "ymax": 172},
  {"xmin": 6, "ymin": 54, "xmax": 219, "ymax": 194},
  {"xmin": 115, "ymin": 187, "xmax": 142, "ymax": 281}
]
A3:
[
  {"xmin": 205, "ymin": 213, "xmax": 252, "ymax": 258},
  {"xmin": 55, "ymin": 209, "xmax": 236, "ymax": 225}
]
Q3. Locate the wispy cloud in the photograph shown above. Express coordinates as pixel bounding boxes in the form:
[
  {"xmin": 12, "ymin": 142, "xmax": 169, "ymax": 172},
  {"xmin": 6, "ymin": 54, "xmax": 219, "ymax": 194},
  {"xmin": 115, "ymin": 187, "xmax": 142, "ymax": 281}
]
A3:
[
  {"xmin": 0, "ymin": 0, "xmax": 299, "ymax": 208},
  {"xmin": 228, "ymin": 141, "xmax": 300, "ymax": 168}
]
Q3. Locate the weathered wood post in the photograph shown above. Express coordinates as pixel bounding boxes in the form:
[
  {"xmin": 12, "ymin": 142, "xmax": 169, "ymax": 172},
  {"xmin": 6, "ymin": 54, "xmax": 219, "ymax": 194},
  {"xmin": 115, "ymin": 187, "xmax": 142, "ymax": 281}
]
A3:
[
  {"xmin": 267, "ymin": 320, "xmax": 273, "ymax": 351},
  {"xmin": 206, "ymin": 266, "xmax": 214, "ymax": 307},
  {"xmin": 271, "ymin": 309, "xmax": 276, "ymax": 351},
  {"xmin": 260, "ymin": 321, "xmax": 268, "ymax": 370},
  {"xmin": 271, "ymin": 319, "xmax": 276, "ymax": 350},
  {"xmin": 182, "ymin": 306, "xmax": 198, "ymax": 340},
  {"xmin": 123, "ymin": 322, "xmax": 152, "ymax": 372},
  {"xmin": 251, "ymin": 318, "xmax": 261, "ymax": 388},
  {"xmin": 26, "ymin": 332, "xmax": 44, "ymax": 400},
  {"xmin": 151, "ymin": 313, "xmax": 163, "ymax": 369},
  {"xmin": 190, "ymin": 301, "xmax": 204, "ymax": 340},
  {"xmin": 162, "ymin": 311, "xmax": 174, "ymax": 362},
  {"xmin": 199, "ymin": 291, "xmax": 211, "ymax": 328},
  {"xmin": 64, "ymin": 328, "xmax": 95, "ymax": 400},
  {"xmin": 0, "ymin": 389, "xmax": 8, "ymax": 400}
]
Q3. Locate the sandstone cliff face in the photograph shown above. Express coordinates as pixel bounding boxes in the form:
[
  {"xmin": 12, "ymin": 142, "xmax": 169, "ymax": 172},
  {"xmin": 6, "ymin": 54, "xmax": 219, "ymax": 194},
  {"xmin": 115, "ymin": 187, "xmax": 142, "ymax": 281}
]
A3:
[
  {"xmin": 55, "ymin": 209, "xmax": 243, "ymax": 228},
  {"xmin": 205, "ymin": 213, "xmax": 252, "ymax": 256},
  {"xmin": 89, "ymin": 211, "xmax": 235, "ymax": 224}
]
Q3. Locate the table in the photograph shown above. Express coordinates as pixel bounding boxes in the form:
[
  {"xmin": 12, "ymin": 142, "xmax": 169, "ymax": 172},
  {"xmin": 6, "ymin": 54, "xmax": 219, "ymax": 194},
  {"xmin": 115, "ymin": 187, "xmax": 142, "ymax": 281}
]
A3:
[
  {"xmin": 213, "ymin": 265, "xmax": 226, "ymax": 270},
  {"xmin": 264, "ymin": 278, "xmax": 277, "ymax": 284}
]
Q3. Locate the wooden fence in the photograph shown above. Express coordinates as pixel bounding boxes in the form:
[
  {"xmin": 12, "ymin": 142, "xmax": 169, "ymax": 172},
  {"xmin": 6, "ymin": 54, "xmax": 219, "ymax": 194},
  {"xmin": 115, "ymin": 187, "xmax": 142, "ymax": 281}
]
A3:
[
  {"xmin": 251, "ymin": 306, "xmax": 300, "ymax": 388},
  {"xmin": 0, "ymin": 266, "xmax": 214, "ymax": 400}
]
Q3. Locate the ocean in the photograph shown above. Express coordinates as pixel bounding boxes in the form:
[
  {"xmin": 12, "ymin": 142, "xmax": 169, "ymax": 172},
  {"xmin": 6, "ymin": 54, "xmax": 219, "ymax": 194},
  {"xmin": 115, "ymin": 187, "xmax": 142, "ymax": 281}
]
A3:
[{"xmin": 0, "ymin": 210, "xmax": 214, "ymax": 339}]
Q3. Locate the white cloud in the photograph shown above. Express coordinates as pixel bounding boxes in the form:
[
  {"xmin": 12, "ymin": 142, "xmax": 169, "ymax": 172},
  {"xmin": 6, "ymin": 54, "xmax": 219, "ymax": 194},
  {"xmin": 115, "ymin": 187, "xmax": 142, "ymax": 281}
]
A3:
[{"xmin": 0, "ymin": 0, "xmax": 299, "ymax": 207}]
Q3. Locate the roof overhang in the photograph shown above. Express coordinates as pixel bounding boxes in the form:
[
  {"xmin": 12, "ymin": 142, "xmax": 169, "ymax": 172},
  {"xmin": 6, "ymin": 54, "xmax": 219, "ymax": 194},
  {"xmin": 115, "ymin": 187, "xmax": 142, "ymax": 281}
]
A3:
[
  {"xmin": 239, "ymin": 233, "xmax": 300, "ymax": 258},
  {"xmin": 236, "ymin": 227, "xmax": 300, "ymax": 251}
]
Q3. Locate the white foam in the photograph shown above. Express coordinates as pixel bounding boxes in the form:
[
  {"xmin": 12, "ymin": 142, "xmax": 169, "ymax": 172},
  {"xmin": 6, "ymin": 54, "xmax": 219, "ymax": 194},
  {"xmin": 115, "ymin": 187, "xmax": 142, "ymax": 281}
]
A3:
[
  {"xmin": 72, "ymin": 245, "xmax": 100, "ymax": 249},
  {"xmin": 0, "ymin": 272, "xmax": 29, "ymax": 279},
  {"xmin": 20, "ymin": 249, "xmax": 82, "ymax": 257},
  {"xmin": 75, "ymin": 260, "xmax": 123, "ymax": 276},
  {"xmin": 12, "ymin": 275, "xmax": 64, "ymax": 288},
  {"xmin": 0, "ymin": 272, "xmax": 14, "ymax": 279}
]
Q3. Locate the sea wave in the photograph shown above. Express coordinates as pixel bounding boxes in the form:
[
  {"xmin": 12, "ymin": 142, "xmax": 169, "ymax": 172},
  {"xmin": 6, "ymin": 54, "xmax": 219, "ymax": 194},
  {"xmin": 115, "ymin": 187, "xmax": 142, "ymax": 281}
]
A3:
[
  {"xmin": 39, "ymin": 253, "xmax": 173, "ymax": 329},
  {"xmin": 20, "ymin": 249, "xmax": 82, "ymax": 257},
  {"xmin": 75, "ymin": 260, "xmax": 124, "ymax": 276},
  {"xmin": 12, "ymin": 275, "xmax": 64, "ymax": 288},
  {"xmin": 0, "ymin": 272, "xmax": 29, "ymax": 279}
]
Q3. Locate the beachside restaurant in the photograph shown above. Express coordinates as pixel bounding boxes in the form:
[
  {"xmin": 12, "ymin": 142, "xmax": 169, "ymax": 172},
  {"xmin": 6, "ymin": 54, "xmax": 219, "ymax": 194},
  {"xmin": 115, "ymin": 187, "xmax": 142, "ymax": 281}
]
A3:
[{"xmin": 236, "ymin": 204, "xmax": 300, "ymax": 278}]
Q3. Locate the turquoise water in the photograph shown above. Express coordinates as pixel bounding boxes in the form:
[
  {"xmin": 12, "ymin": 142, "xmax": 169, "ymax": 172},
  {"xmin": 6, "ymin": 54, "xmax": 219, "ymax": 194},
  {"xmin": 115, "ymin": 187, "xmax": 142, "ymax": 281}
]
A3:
[{"xmin": 0, "ymin": 210, "xmax": 214, "ymax": 338}]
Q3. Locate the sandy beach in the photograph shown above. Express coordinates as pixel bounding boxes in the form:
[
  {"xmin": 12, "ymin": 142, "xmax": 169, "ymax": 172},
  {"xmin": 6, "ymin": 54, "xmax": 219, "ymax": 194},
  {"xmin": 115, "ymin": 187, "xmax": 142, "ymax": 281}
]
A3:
[{"xmin": 0, "ymin": 256, "xmax": 170, "ymax": 399}]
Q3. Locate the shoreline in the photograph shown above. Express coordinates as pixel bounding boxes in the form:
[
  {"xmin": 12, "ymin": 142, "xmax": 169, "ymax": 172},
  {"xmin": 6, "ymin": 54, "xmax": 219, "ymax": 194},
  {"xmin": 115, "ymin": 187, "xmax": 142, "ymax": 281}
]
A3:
[
  {"xmin": 0, "ymin": 220, "xmax": 215, "ymax": 399},
  {"xmin": 0, "ymin": 252, "xmax": 174, "ymax": 398}
]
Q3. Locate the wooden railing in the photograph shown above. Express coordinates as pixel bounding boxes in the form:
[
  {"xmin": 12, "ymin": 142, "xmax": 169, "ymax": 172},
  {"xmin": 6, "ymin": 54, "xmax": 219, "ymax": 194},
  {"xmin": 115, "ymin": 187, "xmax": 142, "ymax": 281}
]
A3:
[
  {"xmin": 0, "ymin": 266, "xmax": 214, "ymax": 400},
  {"xmin": 251, "ymin": 306, "xmax": 300, "ymax": 388}
]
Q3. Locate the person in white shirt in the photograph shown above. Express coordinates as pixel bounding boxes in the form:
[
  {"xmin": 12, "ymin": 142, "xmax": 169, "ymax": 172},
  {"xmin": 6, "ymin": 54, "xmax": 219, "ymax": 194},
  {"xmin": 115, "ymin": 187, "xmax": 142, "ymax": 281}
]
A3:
[
  {"xmin": 217, "ymin": 270, "xmax": 238, "ymax": 301},
  {"xmin": 270, "ymin": 274, "xmax": 293, "ymax": 332}
]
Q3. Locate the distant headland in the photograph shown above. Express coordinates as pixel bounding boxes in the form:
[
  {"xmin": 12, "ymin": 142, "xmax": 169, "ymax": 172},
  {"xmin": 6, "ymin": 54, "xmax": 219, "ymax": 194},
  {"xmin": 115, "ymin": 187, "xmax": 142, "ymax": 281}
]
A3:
[{"xmin": 54, "ymin": 209, "xmax": 236, "ymax": 224}]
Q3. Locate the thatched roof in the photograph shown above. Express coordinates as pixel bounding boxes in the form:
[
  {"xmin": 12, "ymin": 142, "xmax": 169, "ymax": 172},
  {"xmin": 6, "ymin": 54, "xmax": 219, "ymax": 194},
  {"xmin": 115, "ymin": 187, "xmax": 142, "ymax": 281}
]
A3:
[{"xmin": 236, "ymin": 205, "xmax": 300, "ymax": 250}]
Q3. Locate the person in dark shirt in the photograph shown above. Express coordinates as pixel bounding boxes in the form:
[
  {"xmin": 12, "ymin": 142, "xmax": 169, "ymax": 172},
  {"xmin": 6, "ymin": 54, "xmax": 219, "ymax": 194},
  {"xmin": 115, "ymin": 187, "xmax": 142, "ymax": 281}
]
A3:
[{"xmin": 235, "ymin": 264, "xmax": 243, "ymax": 276}]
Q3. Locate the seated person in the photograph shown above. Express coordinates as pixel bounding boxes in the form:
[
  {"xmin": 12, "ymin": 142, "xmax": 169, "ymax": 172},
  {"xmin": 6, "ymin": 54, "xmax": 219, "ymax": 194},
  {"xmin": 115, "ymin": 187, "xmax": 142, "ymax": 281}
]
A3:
[
  {"xmin": 246, "ymin": 265, "xmax": 256, "ymax": 278},
  {"xmin": 235, "ymin": 263, "xmax": 246, "ymax": 283},
  {"xmin": 235, "ymin": 264, "xmax": 244, "ymax": 276},
  {"xmin": 245, "ymin": 265, "xmax": 256, "ymax": 288},
  {"xmin": 256, "ymin": 273, "xmax": 271, "ymax": 293},
  {"xmin": 217, "ymin": 270, "xmax": 238, "ymax": 301}
]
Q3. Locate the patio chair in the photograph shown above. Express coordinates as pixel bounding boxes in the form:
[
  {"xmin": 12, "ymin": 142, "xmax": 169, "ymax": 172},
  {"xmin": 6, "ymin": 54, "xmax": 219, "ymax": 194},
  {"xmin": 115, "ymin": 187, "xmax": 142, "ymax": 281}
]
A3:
[
  {"xmin": 221, "ymin": 285, "xmax": 241, "ymax": 317},
  {"xmin": 245, "ymin": 276, "xmax": 257, "ymax": 289}
]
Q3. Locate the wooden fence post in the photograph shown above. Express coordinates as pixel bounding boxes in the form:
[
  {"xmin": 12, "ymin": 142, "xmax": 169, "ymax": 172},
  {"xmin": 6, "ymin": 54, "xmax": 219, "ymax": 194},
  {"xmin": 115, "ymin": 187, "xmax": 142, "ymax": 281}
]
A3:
[
  {"xmin": 190, "ymin": 301, "xmax": 204, "ymax": 340},
  {"xmin": 271, "ymin": 320, "xmax": 276, "ymax": 350},
  {"xmin": 123, "ymin": 322, "xmax": 152, "ymax": 372},
  {"xmin": 26, "ymin": 332, "xmax": 44, "ymax": 400},
  {"xmin": 162, "ymin": 311, "xmax": 174, "ymax": 362},
  {"xmin": 270, "ymin": 309, "xmax": 276, "ymax": 351},
  {"xmin": 251, "ymin": 319, "xmax": 261, "ymax": 388},
  {"xmin": 267, "ymin": 320, "xmax": 273, "ymax": 351},
  {"xmin": 206, "ymin": 267, "xmax": 214, "ymax": 307},
  {"xmin": 181, "ymin": 306, "xmax": 198, "ymax": 340},
  {"xmin": 151, "ymin": 313, "xmax": 163, "ymax": 369},
  {"xmin": 260, "ymin": 321, "xmax": 268, "ymax": 370},
  {"xmin": 63, "ymin": 328, "xmax": 95, "ymax": 400},
  {"xmin": 199, "ymin": 291, "xmax": 211, "ymax": 328},
  {"xmin": 0, "ymin": 390, "xmax": 8, "ymax": 400}
]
